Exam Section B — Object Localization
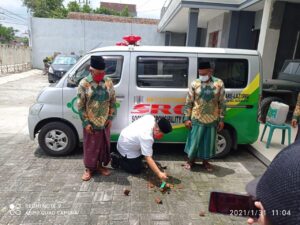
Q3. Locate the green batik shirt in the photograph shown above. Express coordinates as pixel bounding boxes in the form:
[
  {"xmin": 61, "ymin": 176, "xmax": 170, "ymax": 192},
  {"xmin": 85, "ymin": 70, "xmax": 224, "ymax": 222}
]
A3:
[
  {"xmin": 183, "ymin": 76, "xmax": 226, "ymax": 125},
  {"xmin": 293, "ymin": 92, "xmax": 300, "ymax": 122},
  {"xmin": 77, "ymin": 74, "xmax": 117, "ymax": 130}
]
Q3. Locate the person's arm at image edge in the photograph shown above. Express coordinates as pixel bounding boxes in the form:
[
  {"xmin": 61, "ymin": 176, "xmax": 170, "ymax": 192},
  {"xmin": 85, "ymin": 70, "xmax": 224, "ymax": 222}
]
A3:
[{"xmin": 144, "ymin": 156, "xmax": 167, "ymax": 181}]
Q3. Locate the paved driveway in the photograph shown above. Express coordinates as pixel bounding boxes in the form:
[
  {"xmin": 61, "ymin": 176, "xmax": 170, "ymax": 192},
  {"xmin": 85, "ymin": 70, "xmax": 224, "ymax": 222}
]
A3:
[{"xmin": 0, "ymin": 70, "xmax": 266, "ymax": 225}]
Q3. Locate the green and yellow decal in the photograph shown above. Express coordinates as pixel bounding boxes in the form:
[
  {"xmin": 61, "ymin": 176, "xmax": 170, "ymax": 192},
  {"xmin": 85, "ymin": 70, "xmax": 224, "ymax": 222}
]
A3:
[{"xmin": 159, "ymin": 74, "xmax": 260, "ymax": 144}]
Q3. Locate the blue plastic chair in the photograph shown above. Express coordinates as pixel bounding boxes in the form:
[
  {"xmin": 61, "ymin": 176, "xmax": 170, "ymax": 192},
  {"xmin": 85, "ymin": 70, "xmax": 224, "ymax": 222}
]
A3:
[{"xmin": 260, "ymin": 121, "xmax": 291, "ymax": 148}]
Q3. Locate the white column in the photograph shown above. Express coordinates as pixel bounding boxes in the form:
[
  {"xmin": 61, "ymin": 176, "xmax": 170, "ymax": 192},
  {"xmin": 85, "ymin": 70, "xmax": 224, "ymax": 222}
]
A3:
[{"xmin": 257, "ymin": 0, "xmax": 281, "ymax": 80}]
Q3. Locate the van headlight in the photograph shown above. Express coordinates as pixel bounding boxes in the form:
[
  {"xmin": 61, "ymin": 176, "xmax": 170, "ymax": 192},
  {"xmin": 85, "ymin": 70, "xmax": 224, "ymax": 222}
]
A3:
[
  {"xmin": 49, "ymin": 66, "xmax": 54, "ymax": 73},
  {"xmin": 29, "ymin": 103, "xmax": 44, "ymax": 115}
]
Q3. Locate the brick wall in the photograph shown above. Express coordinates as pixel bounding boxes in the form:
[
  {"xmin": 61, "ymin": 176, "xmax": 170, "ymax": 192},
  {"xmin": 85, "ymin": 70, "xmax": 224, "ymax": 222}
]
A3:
[{"xmin": 67, "ymin": 12, "xmax": 159, "ymax": 25}]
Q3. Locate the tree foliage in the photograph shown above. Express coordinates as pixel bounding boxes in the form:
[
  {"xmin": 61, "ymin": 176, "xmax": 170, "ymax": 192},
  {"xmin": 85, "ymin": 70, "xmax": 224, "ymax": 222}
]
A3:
[
  {"xmin": 0, "ymin": 25, "xmax": 16, "ymax": 44},
  {"xmin": 67, "ymin": 1, "xmax": 80, "ymax": 12},
  {"xmin": 22, "ymin": 0, "xmax": 66, "ymax": 18},
  {"xmin": 19, "ymin": 37, "xmax": 29, "ymax": 46},
  {"xmin": 93, "ymin": 6, "xmax": 131, "ymax": 17},
  {"xmin": 81, "ymin": 4, "xmax": 92, "ymax": 13},
  {"xmin": 22, "ymin": 0, "xmax": 132, "ymax": 18},
  {"xmin": 120, "ymin": 6, "xmax": 130, "ymax": 17}
]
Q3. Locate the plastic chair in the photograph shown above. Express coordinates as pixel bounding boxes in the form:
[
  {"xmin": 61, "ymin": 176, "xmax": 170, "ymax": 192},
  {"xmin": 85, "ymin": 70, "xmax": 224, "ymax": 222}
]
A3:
[{"xmin": 260, "ymin": 121, "xmax": 291, "ymax": 148}]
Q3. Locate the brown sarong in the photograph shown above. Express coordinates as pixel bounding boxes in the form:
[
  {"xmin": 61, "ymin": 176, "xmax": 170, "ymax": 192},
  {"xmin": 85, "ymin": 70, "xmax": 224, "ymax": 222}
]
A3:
[{"xmin": 83, "ymin": 127, "xmax": 111, "ymax": 171}]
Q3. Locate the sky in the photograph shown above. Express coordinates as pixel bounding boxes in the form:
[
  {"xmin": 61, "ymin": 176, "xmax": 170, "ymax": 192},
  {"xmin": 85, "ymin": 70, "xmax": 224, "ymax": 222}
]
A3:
[{"xmin": 0, "ymin": 0, "xmax": 166, "ymax": 37}]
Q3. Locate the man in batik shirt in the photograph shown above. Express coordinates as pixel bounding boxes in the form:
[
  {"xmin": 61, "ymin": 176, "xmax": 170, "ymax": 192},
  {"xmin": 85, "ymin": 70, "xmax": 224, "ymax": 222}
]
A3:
[
  {"xmin": 183, "ymin": 61, "xmax": 226, "ymax": 171},
  {"xmin": 77, "ymin": 55, "xmax": 117, "ymax": 181},
  {"xmin": 291, "ymin": 92, "xmax": 300, "ymax": 142}
]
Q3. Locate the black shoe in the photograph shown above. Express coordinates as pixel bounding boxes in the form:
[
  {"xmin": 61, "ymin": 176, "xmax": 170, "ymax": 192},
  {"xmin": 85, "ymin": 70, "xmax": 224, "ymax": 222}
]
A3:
[{"xmin": 111, "ymin": 152, "xmax": 121, "ymax": 169}]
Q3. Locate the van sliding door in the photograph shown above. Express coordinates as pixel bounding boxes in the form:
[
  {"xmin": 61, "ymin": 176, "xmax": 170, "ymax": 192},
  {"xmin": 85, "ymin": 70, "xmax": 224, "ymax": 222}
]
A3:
[{"xmin": 128, "ymin": 52, "xmax": 197, "ymax": 143}]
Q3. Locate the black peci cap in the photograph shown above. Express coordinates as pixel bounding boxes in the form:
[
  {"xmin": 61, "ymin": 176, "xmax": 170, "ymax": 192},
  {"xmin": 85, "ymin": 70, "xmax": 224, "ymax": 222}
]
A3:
[
  {"xmin": 198, "ymin": 61, "xmax": 211, "ymax": 69},
  {"xmin": 157, "ymin": 118, "xmax": 172, "ymax": 134},
  {"xmin": 90, "ymin": 55, "xmax": 105, "ymax": 70}
]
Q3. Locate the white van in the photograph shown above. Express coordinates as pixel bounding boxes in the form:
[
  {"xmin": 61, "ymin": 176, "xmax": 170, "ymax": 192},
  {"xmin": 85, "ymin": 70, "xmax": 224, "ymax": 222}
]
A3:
[{"xmin": 28, "ymin": 45, "xmax": 262, "ymax": 157}]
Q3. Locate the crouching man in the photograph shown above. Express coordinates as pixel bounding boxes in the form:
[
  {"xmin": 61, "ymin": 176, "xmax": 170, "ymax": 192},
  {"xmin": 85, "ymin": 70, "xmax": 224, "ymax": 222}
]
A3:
[{"xmin": 111, "ymin": 115, "xmax": 172, "ymax": 181}]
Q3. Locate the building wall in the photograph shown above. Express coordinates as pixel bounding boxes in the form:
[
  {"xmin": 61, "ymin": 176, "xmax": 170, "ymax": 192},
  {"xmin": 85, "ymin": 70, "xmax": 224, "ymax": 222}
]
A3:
[
  {"xmin": 273, "ymin": 2, "xmax": 300, "ymax": 77},
  {"xmin": 206, "ymin": 13, "xmax": 224, "ymax": 47},
  {"xmin": 221, "ymin": 12, "xmax": 231, "ymax": 47},
  {"xmin": 0, "ymin": 45, "xmax": 31, "ymax": 73},
  {"xmin": 194, "ymin": 28, "xmax": 207, "ymax": 47},
  {"xmin": 31, "ymin": 17, "xmax": 164, "ymax": 69},
  {"xmin": 254, "ymin": 10, "xmax": 263, "ymax": 30},
  {"xmin": 228, "ymin": 11, "xmax": 256, "ymax": 50},
  {"xmin": 0, "ymin": 45, "xmax": 31, "ymax": 66},
  {"xmin": 165, "ymin": 32, "xmax": 186, "ymax": 46}
]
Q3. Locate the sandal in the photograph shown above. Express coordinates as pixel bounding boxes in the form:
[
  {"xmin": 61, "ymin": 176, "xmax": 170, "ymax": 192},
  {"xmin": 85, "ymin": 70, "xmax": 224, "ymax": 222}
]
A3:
[
  {"xmin": 82, "ymin": 169, "xmax": 92, "ymax": 181},
  {"xmin": 183, "ymin": 162, "xmax": 193, "ymax": 170},
  {"xmin": 98, "ymin": 166, "xmax": 111, "ymax": 176},
  {"xmin": 203, "ymin": 161, "xmax": 213, "ymax": 172}
]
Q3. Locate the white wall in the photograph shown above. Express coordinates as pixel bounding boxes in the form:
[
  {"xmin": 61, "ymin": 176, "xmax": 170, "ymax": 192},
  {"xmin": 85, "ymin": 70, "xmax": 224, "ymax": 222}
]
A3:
[
  {"xmin": 257, "ymin": 0, "xmax": 280, "ymax": 80},
  {"xmin": 221, "ymin": 12, "xmax": 231, "ymax": 47},
  {"xmin": 0, "ymin": 45, "xmax": 31, "ymax": 65},
  {"xmin": 205, "ymin": 13, "xmax": 230, "ymax": 47},
  {"xmin": 0, "ymin": 45, "xmax": 31, "ymax": 74},
  {"xmin": 31, "ymin": 17, "xmax": 165, "ymax": 69}
]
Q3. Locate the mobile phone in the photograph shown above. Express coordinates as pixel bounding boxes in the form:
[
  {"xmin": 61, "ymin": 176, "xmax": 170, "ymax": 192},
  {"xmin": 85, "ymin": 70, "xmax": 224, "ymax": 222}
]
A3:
[{"xmin": 209, "ymin": 191, "xmax": 260, "ymax": 218}]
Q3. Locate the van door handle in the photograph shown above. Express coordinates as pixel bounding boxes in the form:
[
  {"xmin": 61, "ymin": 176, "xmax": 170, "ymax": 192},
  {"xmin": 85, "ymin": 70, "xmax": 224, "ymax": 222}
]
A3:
[{"xmin": 116, "ymin": 95, "xmax": 125, "ymax": 101}]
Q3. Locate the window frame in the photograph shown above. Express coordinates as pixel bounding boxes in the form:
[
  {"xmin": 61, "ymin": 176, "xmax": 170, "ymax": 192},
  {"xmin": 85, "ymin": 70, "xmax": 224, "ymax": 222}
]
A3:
[
  {"xmin": 136, "ymin": 56, "xmax": 189, "ymax": 89},
  {"xmin": 197, "ymin": 57, "xmax": 249, "ymax": 89},
  {"xmin": 68, "ymin": 55, "xmax": 124, "ymax": 86}
]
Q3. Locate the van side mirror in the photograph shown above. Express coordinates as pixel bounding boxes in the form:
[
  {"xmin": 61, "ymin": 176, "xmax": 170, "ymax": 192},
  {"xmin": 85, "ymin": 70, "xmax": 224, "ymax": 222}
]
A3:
[{"xmin": 67, "ymin": 79, "xmax": 77, "ymax": 88}]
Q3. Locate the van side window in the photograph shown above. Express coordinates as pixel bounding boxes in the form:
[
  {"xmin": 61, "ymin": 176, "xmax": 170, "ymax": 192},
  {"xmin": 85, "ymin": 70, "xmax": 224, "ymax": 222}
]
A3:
[
  {"xmin": 198, "ymin": 58, "xmax": 248, "ymax": 88},
  {"xmin": 137, "ymin": 56, "xmax": 188, "ymax": 88},
  {"xmin": 70, "ymin": 55, "xmax": 123, "ymax": 86}
]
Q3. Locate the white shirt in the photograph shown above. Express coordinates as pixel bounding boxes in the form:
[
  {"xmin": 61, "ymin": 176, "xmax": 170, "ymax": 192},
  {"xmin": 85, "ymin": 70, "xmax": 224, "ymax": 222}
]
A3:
[{"xmin": 117, "ymin": 115, "xmax": 155, "ymax": 159}]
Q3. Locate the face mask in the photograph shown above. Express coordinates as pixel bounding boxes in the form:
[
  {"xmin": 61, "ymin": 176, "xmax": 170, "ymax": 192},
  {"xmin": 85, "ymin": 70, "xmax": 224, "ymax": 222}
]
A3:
[
  {"xmin": 92, "ymin": 72, "xmax": 105, "ymax": 83},
  {"xmin": 199, "ymin": 75, "xmax": 210, "ymax": 82},
  {"xmin": 154, "ymin": 132, "xmax": 164, "ymax": 140}
]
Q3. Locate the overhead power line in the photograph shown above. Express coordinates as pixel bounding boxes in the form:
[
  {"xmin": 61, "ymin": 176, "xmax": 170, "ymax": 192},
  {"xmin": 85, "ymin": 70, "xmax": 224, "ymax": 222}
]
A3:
[
  {"xmin": 0, "ymin": 20, "xmax": 27, "ymax": 26},
  {"xmin": 0, "ymin": 12, "xmax": 27, "ymax": 23},
  {"xmin": 0, "ymin": 6, "xmax": 27, "ymax": 21}
]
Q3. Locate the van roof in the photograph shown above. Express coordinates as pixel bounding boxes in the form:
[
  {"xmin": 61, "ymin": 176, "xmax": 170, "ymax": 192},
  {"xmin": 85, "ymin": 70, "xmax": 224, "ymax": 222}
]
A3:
[{"xmin": 89, "ymin": 45, "xmax": 259, "ymax": 56}]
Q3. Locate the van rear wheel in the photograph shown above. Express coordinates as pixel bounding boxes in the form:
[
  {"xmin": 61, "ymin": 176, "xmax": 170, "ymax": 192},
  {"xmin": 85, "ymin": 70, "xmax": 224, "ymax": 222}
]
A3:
[
  {"xmin": 215, "ymin": 129, "xmax": 232, "ymax": 158},
  {"xmin": 38, "ymin": 122, "xmax": 77, "ymax": 156}
]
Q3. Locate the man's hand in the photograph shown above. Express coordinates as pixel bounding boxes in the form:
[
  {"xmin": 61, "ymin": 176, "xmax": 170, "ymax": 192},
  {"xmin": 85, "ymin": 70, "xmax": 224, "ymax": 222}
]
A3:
[
  {"xmin": 291, "ymin": 119, "xmax": 298, "ymax": 128},
  {"xmin": 247, "ymin": 201, "xmax": 268, "ymax": 225},
  {"xmin": 105, "ymin": 120, "xmax": 112, "ymax": 129},
  {"xmin": 217, "ymin": 122, "xmax": 224, "ymax": 131},
  {"xmin": 85, "ymin": 124, "xmax": 94, "ymax": 134},
  {"xmin": 184, "ymin": 120, "xmax": 192, "ymax": 129},
  {"xmin": 145, "ymin": 156, "xmax": 168, "ymax": 181},
  {"xmin": 158, "ymin": 172, "xmax": 168, "ymax": 181}
]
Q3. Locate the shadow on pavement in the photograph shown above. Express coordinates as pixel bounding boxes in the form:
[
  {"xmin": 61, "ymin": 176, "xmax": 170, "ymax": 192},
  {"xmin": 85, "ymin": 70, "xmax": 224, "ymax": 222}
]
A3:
[
  {"xmin": 189, "ymin": 163, "xmax": 235, "ymax": 177},
  {"xmin": 34, "ymin": 142, "xmax": 266, "ymax": 179},
  {"xmin": 33, "ymin": 146, "xmax": 83, "ymax": 159}
]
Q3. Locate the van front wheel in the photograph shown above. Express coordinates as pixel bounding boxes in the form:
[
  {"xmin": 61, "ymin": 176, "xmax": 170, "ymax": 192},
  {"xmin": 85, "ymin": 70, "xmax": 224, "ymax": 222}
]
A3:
[
  {"xmin": 38, "ymin": 122, "xmax": 77, "ymax": 156},
  {"xmin": 215, "ymin": 129, "xmax": 232, "ymax": 158}
]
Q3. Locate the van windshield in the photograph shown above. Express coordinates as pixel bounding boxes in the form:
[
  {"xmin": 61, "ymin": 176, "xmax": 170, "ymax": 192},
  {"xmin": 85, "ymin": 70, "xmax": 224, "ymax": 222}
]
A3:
[{"xmin": 53, "ymin": 56, "xmax": 77, "ymax": 65}]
